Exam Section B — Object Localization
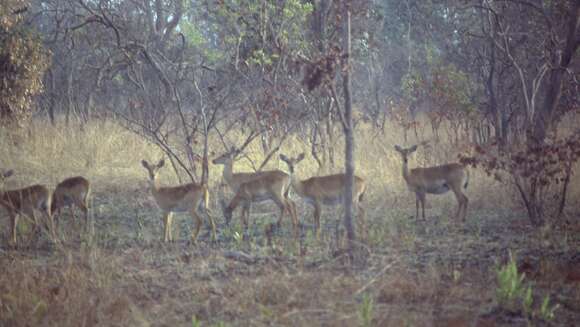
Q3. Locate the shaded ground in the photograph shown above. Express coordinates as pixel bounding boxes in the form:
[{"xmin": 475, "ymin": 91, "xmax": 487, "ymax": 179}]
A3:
[{"xmin": 1, "ymin": 187, "xmax": 580, "ymax": 326}]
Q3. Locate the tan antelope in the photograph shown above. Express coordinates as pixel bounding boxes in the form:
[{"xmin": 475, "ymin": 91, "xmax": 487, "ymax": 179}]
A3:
[
  {"xmin": 279, "ymin": 153, "xmax": 366, "ymax": 239},
  {"xmin": 51, "ymin": 176, "xmax": 91, "ymax": 225},
  {"xmin": 212, "ymin": 148, "xmax": 298, "ymax": 236},
  {"xmin": 0, "ymin": 169, "xmax": 55, "ymax": 245},
  {"xmin": 141, "ymin": 159, "xmax": 216, "ymax": 243},
  {"xmin": 394, "ymin": 145, "xmax": 469, "ymax": 221}
]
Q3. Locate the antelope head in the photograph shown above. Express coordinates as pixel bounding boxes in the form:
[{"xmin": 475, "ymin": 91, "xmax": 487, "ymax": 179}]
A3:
[
  {"xmin": 141, "ymin": 159, "xmax": 165, "ymax": 183},
  {"xmin": 0, "ymin": 169, "xmax": 14, "ymax": 187},
  {"xmin": 394, "ymin": 145, "xmax": 418, "ymax": 163},
  {"xmin": 279, "ymin": 153, "xmax": 305, "ymax": 174},
  {"xmin": 212, "ymin": 147, "xmax": 241, "ymax": 165}
]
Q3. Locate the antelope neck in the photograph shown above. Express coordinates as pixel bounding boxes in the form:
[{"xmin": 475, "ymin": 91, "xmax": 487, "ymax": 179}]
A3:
[
  {"xmin": 222, "ymin": 160, "xmax": 235, "ymax": 186},
  {"xmin": 148, "ymin": 176, "xmax": 161, "ymax": 195},
  {"xmin": 401, "ymin": 160, "xmax": 412, "ymax": 184},
  {"xmin": 288, "ymin": 170, "xmax": 306, "ymax": 197}
]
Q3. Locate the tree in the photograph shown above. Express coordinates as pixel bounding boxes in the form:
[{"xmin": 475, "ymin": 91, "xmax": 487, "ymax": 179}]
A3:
[{"xmin": 0, "ymin": 0, "xmax": 49, "ymax": 126}]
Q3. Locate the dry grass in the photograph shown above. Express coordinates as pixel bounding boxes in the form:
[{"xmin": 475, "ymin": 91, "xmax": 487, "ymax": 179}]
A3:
[{"xmin": 1, "ymin": 117, "xmax": 580, "ymax": 326}]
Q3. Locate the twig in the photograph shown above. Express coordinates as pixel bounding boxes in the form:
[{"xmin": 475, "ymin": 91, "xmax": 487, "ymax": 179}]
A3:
[{"xmin": 354, "ymin": 260, "xmax": 398, "ymax": 296}]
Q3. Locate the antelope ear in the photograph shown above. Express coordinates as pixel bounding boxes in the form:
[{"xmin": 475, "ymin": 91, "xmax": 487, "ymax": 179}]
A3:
[
  {"xmin": 394, "ymin": 145, "xmax": 402, "ymax": 152},
  {"xmin": 157, "ymin": 159, "xmax": 165, "ymax": 168},
  {"xmin": 141, "ymin": 160, "xmax": 149, "ymax": 169},
  {"xmin": 410, "ymin": 145, "xmax": 418, "ymax": 152},
  {"xmin": 297, "ymin": 153, "xmax": 305, "ymax": 161},
  {"xmin": 2, "ymin": 170, "xmax": 14, "ymax": 178},
  {"xmin": 279, "ymin": 154, "xmax": 288, "ymax": 162}
]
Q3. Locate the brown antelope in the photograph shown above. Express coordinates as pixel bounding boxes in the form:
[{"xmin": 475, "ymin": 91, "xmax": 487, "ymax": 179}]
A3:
[
  {"xmin": 394, "ymin": 145, "xmax": 469, "ymax": 221},
  {"xmin": 51, "ymin": 176, "xmax": 91, "ymax": 225},
  {"xmin": 141, "ymin": 159, "xmax": 216, "ymax": 243},
  {"xmin": 212, "ymin": 148, "xmax": 298, "ymax": 236},
  {"xmin": 0, "ymin": 169, "xmax": 55, "ymax": 245},
  {"xmin": 279, "ymin": 153, "xmax": 366, "ymax": 239}
]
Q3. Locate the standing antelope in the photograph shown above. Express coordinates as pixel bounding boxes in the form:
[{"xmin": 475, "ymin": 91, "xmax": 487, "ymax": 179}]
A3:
[
  {"xmin": 52, "ymin": 176, "xmax": 91, "ymax": 225},
  {"xmin": 141, "ymin": 159, "xmax": 216, "ymax": 243},
  {"xmin": 212, "ymin": 148, "xmax": 298, "ymax": 236},
  {"xmin": 279, "ymin": 153, "xmax": 366, "ymax": 239},
  {"xmin": 394, "ymin": 145, "xmax": 469, "ymax": 221},
  {"xmin": 0, "ymin": 169, "xmax": 55, "ymax": 245}
]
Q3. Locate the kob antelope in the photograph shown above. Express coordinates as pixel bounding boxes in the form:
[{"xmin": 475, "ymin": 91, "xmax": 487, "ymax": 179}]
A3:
[
  {"xmin": 394, "ymin": 145, "xmax": 469, "ymax": 221},
  {"xmin": 280, "ymin": 153, "xmax": 366, "ymax": 239},
  {"xmin": 52, "ymin": 176, "xmax": 91, "ymax": 225},
  {"xmin": 0, "ymin": 169, "xmax": 55, "ymax": 245},
  {"xmin": 212, "ymin": 148, "xmax": 298, "ymax": 236},
  {"xmin": 141, "ymin": 159, "xmax": 216, "ymax": 243}
]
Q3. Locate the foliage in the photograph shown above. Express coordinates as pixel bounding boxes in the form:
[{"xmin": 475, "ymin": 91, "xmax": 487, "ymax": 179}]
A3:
[
  {"xmin": 358, "ymin": 293, "xmax": 374, "ymax": 327},
  {"xmin": 191, "ymin": 315, "xmax": 201, "ymax": 327},
  {"xmin": 0, "ymin": 0, "xmax": 26, "ymax": 29},
  {"xmin": 212, "ymin": 0, "xmax": 313, "ymax": 69},
  {"xmin": 401, "ymin": 60, "xmax": 479, "ymax": 141},
  {"xmin": 496, "ymin": 252, "xmax": 527, "ymax": 312},
  {"xmin": 495, "ymin": 252, "xmax": 561, "ymax": 321},
  {"xmin": 0, "ymin": 0, "xmax": 50, "ymax": 126},
  {"xmin": 180, "ymin": 19, "xmax": 224, "ymax": 63},
  {"xmin": 539, "ymin": 295, "xmax": 559, "ymax": 321},
  {"xmin": 462, "ymin": 131, "xmax": 580, "ymax": 225}
]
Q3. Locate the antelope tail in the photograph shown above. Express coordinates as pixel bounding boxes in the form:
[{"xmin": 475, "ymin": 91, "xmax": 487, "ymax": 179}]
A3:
[{"xmin": 464, "ymin": 168, "xmax": 470, "ymax": 189}]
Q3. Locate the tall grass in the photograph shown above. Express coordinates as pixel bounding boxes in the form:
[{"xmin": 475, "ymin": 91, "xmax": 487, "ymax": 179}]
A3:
[{"xmin": 3, "ymin": 116, "xmax": 576, "ymax": 212}]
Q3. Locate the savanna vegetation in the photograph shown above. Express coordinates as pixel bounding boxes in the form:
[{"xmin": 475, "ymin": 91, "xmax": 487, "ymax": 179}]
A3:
[{"xmin": 0, "ymin": 0, "xmax": 579, "ymax": 326}]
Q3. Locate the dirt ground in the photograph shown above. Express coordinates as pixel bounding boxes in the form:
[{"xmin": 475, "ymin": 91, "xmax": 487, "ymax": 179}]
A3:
[{"xmin": 1, "ymin": 184, "xmax": 579, "ymax": 327}]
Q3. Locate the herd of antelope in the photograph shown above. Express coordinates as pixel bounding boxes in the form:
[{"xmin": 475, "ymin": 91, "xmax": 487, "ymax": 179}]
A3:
[{"xmin": 0, "ymin": 144, "xmax": 469, "ymax": 246}]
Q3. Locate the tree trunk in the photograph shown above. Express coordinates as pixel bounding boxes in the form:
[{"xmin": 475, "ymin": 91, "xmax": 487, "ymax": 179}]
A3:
[
  {"xmin": 531, "ymin": 1, "xmax": 579, "ymax": 143},
  {"xmin": 47, "ymin": 68, "xmax": 56, "ymax": 126},
  {"xmin": 342, "ymin": 9, "xmax": 356, "ymax": 249},
  {"xmin": 65, "ymin": 64, "xmax": 74, "ymax": 126}
]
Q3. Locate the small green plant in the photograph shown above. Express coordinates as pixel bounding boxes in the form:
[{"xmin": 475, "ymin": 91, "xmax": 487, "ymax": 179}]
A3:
[
  {"xmin": 134, "ymin": 210, "xmax": 145, "ymax": 242},
  {"xmin": 522, "ymin": 285, "xmax": 533, "ymax": 316},
  {"xmin": 233, "ymin": 230, "xmax": 243, "ymax": 244},
  {"xmin": 496, "ymin": 252, "xmax": 560, "ymax": 321},
  {"xmin": 191, "ymin": 315, "xmax": 201, "ymax": 327},
  {"xmin": 496, "ymin": 252, "xmax": 527, "ymax": 312},
  {"xmin": 539, "ymin": 295, "xmax": 559, "ymax": 321},
  {"xmin": 452, "ymin": 269, "xmax": 462, "ymax": 283},
  {"xmin": 259, "ymin": 304, "xmax": 274, "ymax": 320},
  {"xmin": 358, "ymin": 293, "xmax": 374, "ymax": 327}
]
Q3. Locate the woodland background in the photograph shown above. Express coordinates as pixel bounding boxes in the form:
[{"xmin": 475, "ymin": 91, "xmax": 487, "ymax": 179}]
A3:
[{"xmin": 0, "ymin": 0, "xmax": 579, "ymax": 326}]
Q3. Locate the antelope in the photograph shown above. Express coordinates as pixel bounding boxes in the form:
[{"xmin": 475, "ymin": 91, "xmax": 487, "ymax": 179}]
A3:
[
  {"xmin": 51, "ymin": 176, "xmax": 91, "ymax": 225},
  {"xmin": 141, "ymin": 159, "xmax": 216, "ymax": 243},
  {"xmin": 279, "ymin": 153, "xmax": 366, "ymax": 239},
  {"xmin": 394, "ymin": 144, "xmax": 469, "ymax": 221},
  {"xmin": 212, "ymin": 148, "xmax": 298, "ymax": 236},
  {"xmin": 0, "ymin": 169, "xmax": 55, "ymax": 245}
]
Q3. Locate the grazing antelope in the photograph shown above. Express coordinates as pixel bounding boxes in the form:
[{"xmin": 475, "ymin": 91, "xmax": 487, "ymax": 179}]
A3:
[
  {"xmin": 212, "ymin": 148, "xmax": 298, "ymax": 235},
  {"xmin": 279, "ymin": 153, "xmax": 366, "ymax": 239},
  {"xmin": 141, "ymin": 159, "xmax": 216, "ymax": 243},
  {"xmin": 0, "ymin": 169, "xmax": 55, "ymax": 245},
  {"xmin": 51, "ymin": 176, "xmax": 91, "ymax": 225},
  {"xmin": 394, "ymin": 145, "xmax": 469, "ymax": 221}
]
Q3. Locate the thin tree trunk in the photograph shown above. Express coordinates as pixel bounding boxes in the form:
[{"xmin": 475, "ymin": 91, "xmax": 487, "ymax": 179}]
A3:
[
  {"xmin": 47, "ymin": 68, "xmax": 56, "ymax": 126},
  {"xmin": 342, "ymin": 9, "xmax": 355, "ymax": 249},
  {"xmin": 65, "ymin": 64, "xmax": 74, "ymax": 126}
]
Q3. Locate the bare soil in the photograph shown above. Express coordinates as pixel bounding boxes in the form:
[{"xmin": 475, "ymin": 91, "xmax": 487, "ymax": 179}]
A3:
[{"xmin": 1, "ymin": 187, "xmax": 580, "ymax": 327}]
